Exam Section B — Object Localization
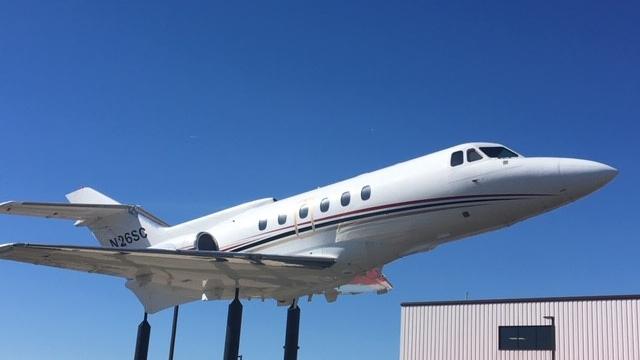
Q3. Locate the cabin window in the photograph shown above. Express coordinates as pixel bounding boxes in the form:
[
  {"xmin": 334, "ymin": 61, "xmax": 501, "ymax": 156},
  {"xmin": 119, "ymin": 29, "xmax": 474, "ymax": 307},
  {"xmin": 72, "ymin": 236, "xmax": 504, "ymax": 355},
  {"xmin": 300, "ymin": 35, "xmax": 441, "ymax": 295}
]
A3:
[
  {"xmin": 480, "ymin": 146, "xmax": 519, "ymax": 159},
  {"xmin": 467, "ymin": 148, "xmax": 483, "ymax": 162},
  {"xmin": 341, "ymin": 191, "xmax": 351, "ymax": 206},
  {"xmin": 361, "ymin": 185, "xmax": 371, "ymax": 201},
  {"xmin": 278, "ymin": 214, "xmax": 287, "ymax": 225},
  {"xmin": 258, "ymin": 219, "xmax": 267, "ymax": 231},
  {"xmin": 320, "ymin": 198, "xmax": 330, "ymax": 212},
  {"xmin": 450, "ymin": 151, "xmax": 463, "ymax": 166},
  {"xmin": 299, "ymin": 206, "xmax": 308, "ymax": 219}
]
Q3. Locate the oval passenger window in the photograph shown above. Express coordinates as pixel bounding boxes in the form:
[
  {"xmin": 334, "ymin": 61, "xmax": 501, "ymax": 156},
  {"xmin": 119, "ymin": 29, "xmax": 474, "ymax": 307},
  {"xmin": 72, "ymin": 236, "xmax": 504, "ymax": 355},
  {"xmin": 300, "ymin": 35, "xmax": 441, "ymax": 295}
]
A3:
[
  {"xmin": 320, "ymin": 198, "xmax": 330, "ymax": 212},
  {"xmin": 299, "ymin": 206, "xmax": 309, "ymax": 219},
  {"xmin": 341, "ymin": 192, "xmax": 351, "ymax": 206},
  {"xmin": 361, "ymin": 185, "xmax": 371, "ymax": 201}
]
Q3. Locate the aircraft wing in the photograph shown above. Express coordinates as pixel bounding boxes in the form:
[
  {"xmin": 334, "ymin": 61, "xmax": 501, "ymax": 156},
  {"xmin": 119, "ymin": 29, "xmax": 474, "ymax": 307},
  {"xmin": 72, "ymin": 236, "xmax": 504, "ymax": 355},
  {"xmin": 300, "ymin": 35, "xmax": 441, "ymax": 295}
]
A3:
[{"xmin": 0, "ymin": 243, "xmax": 337, "ymax": 313}]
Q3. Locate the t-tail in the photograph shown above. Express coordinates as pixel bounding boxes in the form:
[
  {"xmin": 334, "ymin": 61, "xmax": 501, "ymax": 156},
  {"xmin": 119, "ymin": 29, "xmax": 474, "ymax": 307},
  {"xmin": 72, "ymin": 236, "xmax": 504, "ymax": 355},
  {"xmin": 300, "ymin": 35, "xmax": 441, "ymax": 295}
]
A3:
[
  {"xmin": 0, "ymin": 187, "xmax": 170, "ymax": 249},
  {"xmin": 65, "ymin": 187, "xmax": 170, "ymax": 248}
]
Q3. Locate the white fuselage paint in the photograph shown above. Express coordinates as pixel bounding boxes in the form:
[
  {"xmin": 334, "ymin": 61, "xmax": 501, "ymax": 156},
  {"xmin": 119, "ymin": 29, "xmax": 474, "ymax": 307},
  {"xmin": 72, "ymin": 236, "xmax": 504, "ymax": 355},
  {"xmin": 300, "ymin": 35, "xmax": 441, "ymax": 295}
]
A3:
[{"xmin": 151, "ymin": 142, "xmax": 617, "ymax": 281}]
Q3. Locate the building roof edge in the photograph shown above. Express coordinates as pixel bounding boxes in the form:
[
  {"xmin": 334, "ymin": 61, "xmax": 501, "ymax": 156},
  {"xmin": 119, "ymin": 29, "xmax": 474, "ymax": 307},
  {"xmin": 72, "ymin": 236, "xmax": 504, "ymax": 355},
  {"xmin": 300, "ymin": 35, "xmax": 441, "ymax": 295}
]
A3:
[{"xmin": 401, "ymin": 294, "xmax": 640, "ymax": 307}]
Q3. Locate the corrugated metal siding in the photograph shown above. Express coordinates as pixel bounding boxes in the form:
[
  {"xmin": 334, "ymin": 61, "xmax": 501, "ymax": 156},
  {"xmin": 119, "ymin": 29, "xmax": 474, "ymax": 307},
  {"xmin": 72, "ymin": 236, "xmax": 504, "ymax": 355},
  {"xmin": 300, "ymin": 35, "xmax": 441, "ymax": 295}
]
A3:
[{"xmin": 400, "ymin": 298, "xmax": 640, "ymax": 360}]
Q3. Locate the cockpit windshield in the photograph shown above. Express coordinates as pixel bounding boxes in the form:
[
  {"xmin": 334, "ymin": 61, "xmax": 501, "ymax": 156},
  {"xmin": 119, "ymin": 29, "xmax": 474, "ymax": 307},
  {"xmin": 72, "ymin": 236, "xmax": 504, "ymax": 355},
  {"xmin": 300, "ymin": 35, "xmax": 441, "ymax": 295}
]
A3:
[{"xmin": 479, "ymin": 146, "xmax": 519, "ymax": 159}]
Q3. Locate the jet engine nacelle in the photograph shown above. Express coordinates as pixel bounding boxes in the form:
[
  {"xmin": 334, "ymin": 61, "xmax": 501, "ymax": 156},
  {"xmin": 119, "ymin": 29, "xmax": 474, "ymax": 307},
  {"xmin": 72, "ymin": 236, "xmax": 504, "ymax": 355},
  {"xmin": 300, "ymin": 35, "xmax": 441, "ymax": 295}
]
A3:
[{"xmin": 195, "ymin": 232, "xmax": 219, "ymax": 251}]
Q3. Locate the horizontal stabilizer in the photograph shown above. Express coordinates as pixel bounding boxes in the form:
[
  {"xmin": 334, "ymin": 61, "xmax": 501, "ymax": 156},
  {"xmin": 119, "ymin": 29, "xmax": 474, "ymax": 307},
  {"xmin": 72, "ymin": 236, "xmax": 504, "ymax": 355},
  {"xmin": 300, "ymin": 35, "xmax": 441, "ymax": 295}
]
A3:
[
  {"xmin": 0, "ymin": 243, "xmax": 337, "ymax": 313},
  {"xmin": 0, "ymin": 201, "xmax": 170, "ymax": 227}
]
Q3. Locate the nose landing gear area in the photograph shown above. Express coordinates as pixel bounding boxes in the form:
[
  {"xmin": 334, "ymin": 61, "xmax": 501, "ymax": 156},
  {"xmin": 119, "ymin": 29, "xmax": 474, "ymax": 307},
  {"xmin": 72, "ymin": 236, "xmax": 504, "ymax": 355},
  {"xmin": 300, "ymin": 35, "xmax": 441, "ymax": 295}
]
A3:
[{"xmin": 133, "ymin": 290, "xmax": 302, "ymax": 360}]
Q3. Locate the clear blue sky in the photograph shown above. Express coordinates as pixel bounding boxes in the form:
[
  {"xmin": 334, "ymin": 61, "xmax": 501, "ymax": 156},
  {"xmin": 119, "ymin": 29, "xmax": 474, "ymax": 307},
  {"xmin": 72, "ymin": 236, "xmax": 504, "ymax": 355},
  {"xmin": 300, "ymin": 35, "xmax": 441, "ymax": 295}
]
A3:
[{"xmin": 0, "ymin": 1, "xmax": 638, "ymax": 359}]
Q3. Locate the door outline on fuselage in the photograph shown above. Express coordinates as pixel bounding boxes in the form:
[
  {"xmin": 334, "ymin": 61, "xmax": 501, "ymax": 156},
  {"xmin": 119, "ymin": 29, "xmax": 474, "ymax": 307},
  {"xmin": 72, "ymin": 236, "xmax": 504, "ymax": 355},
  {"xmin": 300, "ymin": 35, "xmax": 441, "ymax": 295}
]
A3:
[{"xmin": 294, "ymin": 200, "xmax": 315, "ymax": 237}]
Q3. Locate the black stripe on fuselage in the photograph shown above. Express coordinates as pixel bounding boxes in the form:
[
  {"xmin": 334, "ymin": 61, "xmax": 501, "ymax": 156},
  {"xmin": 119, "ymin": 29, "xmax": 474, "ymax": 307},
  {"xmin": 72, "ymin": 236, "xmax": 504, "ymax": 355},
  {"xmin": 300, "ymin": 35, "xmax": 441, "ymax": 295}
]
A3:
[{"xmin": 227, "ymin": 194, "xmax": 544, "ymax": 252}]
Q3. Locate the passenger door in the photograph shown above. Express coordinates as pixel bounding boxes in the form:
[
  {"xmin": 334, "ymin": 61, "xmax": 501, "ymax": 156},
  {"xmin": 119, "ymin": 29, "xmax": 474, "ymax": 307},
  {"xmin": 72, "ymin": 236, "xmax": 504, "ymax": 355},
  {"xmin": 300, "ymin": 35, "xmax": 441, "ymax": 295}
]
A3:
[{"xmin": 294, "ymin": 200, "xmax": 315, "ymax": 237}]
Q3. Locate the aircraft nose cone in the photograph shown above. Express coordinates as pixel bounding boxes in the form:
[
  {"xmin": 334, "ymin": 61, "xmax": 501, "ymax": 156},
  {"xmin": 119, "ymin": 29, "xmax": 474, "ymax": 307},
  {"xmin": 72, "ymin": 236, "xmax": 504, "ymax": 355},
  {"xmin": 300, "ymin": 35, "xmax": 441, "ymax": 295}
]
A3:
[{"xmin": 558, "ymin": 158, "xmax": 618, "ymax": 199}]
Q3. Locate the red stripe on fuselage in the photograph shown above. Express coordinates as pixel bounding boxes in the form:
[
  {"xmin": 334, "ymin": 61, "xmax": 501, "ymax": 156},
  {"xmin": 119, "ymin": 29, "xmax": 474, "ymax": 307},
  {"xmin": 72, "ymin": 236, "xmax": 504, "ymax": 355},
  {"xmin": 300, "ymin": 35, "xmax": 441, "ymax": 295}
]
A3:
[{"xmin": 220, "ymin": 193, "xmax": 550, "ymax": 251}]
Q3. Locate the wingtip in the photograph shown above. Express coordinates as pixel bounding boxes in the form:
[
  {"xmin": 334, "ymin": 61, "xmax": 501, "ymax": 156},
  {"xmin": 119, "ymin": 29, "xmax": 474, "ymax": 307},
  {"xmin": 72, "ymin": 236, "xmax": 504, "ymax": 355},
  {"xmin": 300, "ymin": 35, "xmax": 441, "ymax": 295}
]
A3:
[{"xmin": 0, "ymin": 243, "xmax": 17, "ymax": 254}]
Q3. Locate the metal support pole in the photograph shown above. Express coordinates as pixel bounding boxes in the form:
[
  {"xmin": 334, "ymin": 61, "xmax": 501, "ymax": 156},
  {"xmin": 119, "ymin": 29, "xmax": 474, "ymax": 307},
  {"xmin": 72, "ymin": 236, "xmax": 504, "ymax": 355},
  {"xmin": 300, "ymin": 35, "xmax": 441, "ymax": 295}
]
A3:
[
  {"xmin": 168, "ymin": 306, "xmax": 179, "ymax": 360},
  {"xmin": 550, "ymin": 317, "xmax": 555, "ymax": 360},
  {"xmin": 544, "ymin": 315, "xmax": 556, "ymax": 360},
  {"xmin": 223, "ymin": 289, "xmax": 243, "ymax": 360},
  {"xmin": 283, "ymin": 303, "xmax": 301, "ymax": 360},
  {"xmin": 134, "ymin": 313, "xmax": 151, "ymax": 360}
]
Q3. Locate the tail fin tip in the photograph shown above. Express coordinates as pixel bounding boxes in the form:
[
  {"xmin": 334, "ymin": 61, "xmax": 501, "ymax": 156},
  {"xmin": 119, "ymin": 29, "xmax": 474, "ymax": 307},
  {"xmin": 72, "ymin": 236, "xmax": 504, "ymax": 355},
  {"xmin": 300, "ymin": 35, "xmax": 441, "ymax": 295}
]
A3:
[{"xmin": 66, "ymin": 187, "xmax": 120, "ymax": 205}]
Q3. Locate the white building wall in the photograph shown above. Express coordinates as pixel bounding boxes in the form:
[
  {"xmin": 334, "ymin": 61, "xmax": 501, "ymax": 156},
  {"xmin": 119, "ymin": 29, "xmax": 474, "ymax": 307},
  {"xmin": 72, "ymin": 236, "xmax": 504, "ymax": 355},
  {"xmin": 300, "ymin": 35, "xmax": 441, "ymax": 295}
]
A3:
[{"xmin": 400, "ymin": 296, "xmax": 640, "ymax": 360}]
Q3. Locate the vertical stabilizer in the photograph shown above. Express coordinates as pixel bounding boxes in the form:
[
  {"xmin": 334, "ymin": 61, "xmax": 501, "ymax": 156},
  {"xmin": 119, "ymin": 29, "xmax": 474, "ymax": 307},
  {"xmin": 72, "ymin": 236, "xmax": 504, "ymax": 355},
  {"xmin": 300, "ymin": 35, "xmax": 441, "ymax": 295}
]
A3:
[{"xmin": 65, "ymin": 187, "xmax": 169, "ymax": 248}]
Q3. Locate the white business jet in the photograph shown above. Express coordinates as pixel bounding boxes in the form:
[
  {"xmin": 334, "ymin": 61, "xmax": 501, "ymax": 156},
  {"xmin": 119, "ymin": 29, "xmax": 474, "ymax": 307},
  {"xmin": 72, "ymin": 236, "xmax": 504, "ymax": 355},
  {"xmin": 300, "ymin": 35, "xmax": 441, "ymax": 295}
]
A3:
[{"xmin": 0, "ymin": 143, "xmax": 616, "ymax": 358}]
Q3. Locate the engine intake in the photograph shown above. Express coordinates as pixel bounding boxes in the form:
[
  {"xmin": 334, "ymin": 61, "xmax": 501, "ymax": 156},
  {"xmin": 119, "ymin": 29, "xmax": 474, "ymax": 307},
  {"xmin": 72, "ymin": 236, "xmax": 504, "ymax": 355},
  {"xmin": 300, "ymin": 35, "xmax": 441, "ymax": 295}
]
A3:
[{"xmin": 195, "ymin": 232, "xmax": 218, "ymax": 251}]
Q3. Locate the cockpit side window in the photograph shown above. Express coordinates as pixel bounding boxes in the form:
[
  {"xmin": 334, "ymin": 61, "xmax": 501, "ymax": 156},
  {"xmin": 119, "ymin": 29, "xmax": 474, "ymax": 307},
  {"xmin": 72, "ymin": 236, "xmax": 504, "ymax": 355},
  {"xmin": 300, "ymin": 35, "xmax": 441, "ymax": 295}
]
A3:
[
  {"xmin": 479, "ymin": 147, "xmax": 519, "ymax": 159},
  {"xmin": 450, "ymin": 151, "xmax": 463, "ymax": 167},
  {"xmin": 467, "ymin": 148, "xmax": 483, "ymax": 162}
]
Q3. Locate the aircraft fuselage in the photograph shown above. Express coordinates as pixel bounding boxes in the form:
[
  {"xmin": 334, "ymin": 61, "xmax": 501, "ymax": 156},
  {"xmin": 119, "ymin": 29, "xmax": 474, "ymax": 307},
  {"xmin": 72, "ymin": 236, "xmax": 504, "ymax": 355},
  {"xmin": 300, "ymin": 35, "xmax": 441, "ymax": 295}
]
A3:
[{"xmin": 154, "ymin": 142, "xmax": 616, "ymax": 284}]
